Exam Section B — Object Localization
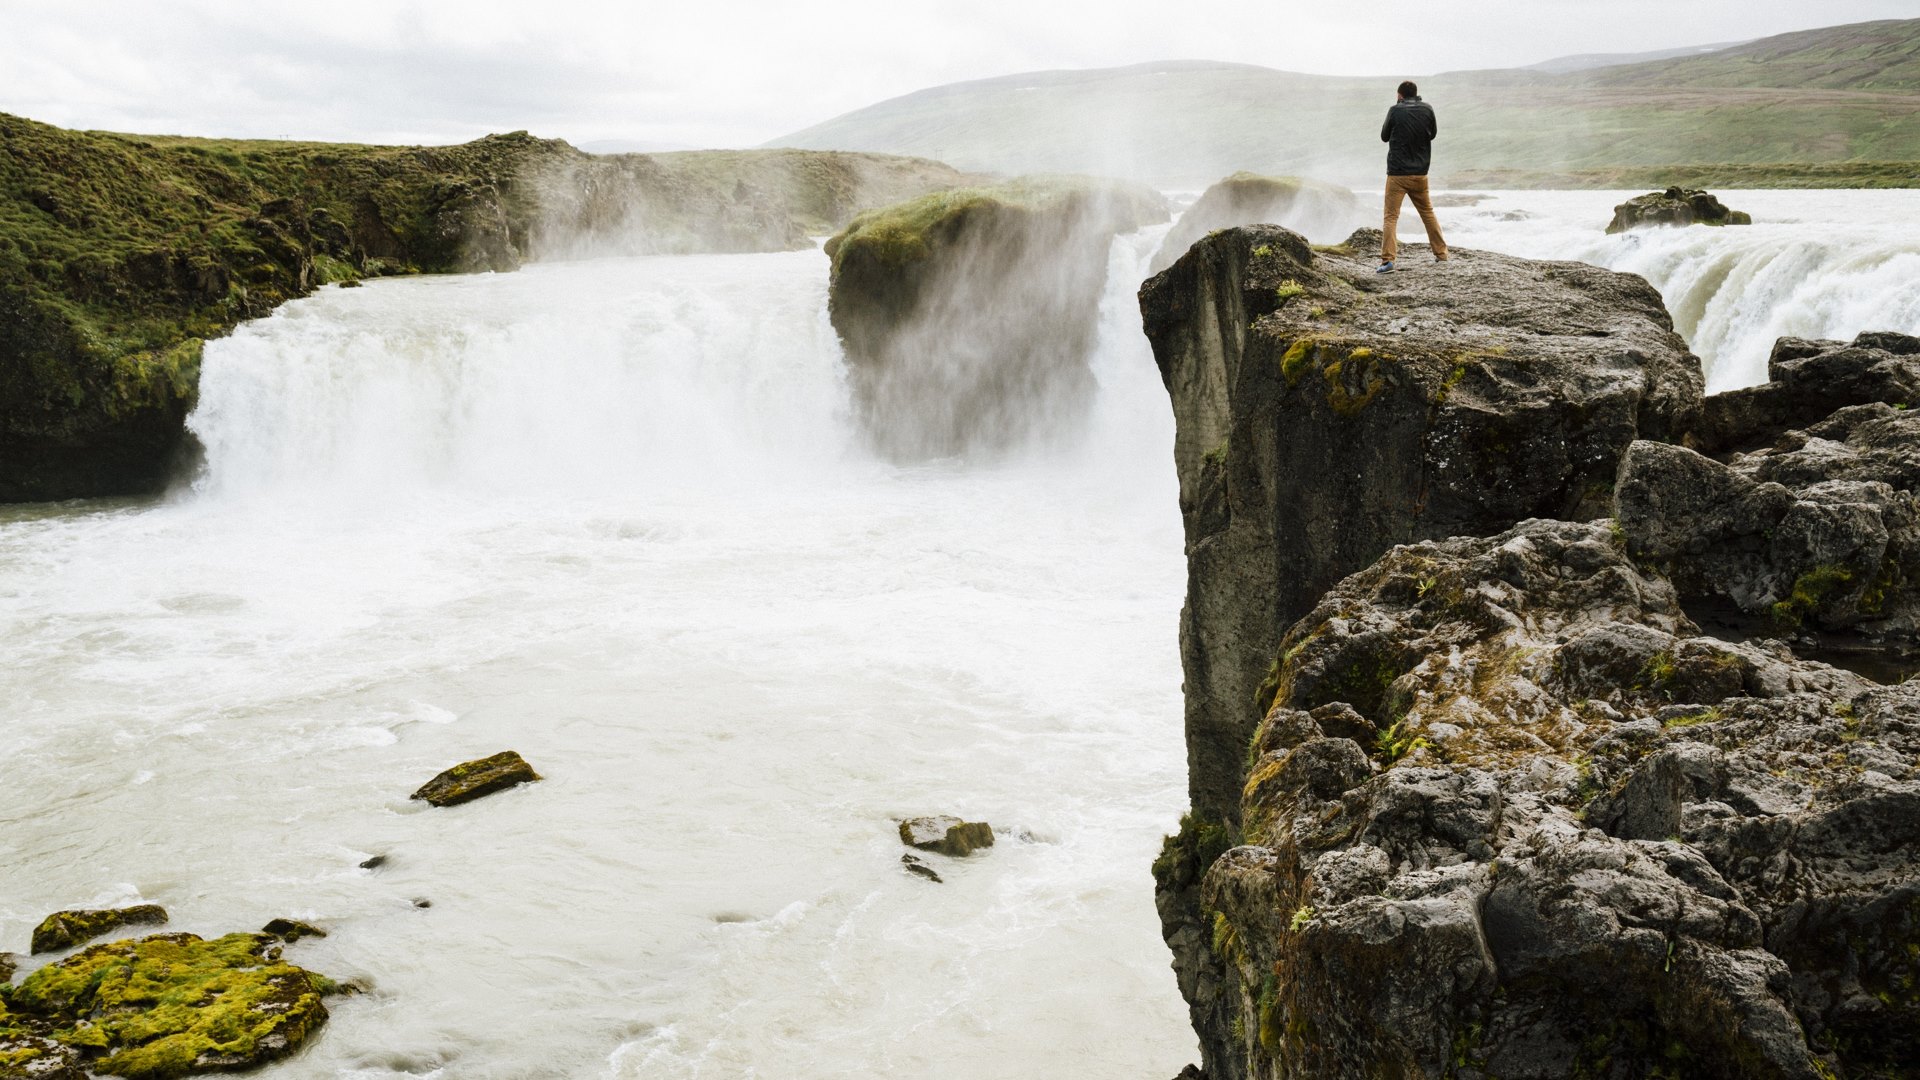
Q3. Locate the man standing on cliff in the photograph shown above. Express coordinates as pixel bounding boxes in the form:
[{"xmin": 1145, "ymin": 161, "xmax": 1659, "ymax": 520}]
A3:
[{"xmin": 1377, "ymin": 80, "xmax": 1449, "ymax": 273}]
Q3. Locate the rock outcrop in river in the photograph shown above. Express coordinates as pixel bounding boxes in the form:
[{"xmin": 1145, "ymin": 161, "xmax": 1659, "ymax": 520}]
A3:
[
  {"xmin": 0, "ymin": 112, "xmax": 973, "ymax": 502},
  {"xmin": 1149, "ymin": 173, "xmax": 1360, "ymax": 274},
  {"xmin": 1, "ymin": 931, "xmax": 335, "ymax": 1079},
  {"xmin": 826, "ymin": 176, "xmax": 1167, "ymax": 458},
  {"xmin": 1606, "ymin": 187, "xmax": 1753, "ymax": 234},
  {"xmin": 1142, "ymin": 225, "xmax": 1919, "ymax": 1079}
]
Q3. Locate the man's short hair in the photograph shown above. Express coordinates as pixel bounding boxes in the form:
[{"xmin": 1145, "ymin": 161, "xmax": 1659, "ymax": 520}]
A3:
[{"xmin": 1398, "ymin": 80, "xmax": 1419, "ymax": 98}]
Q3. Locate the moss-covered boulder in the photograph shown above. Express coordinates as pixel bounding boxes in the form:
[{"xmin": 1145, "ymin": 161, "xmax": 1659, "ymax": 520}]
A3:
[
  {"xmin": 30, "ymin": 905, "xmax": 167, "ymax": 954},
  {"xmin": 1149, "ymin": 172, "xmax": 1360, "ymax": 274},
  {"xmin": 898, "ymin": 816, "xmax": 995, "ymax": 857},
  {"xmin": 1, "ymin": 111, "xmax": 974, "ymax": 502},
  {"xmin": 1606, "ymin": 185, "xmax": 1753, "ymax": 233},
  {"xmin": 411, "ymin": 750, "xmax": 541, "ymax": 807},
  {"xmin": 0, "ymin": 932, "xmax": 331, "ymax": 1079},
  {"xmin": 825, "ymin": 175, "xmax": 1167, "ymax": 458}
]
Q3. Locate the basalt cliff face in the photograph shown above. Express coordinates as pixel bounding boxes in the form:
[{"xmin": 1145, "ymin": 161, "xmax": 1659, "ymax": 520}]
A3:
[
  {"xmin": 1143, "ymin": 227, "xmax": 1920, "ymax": 1079},
  {"xmin": 825, "ymin": 176, "xmax": 1168, "ymax": 458},
  {"xmin": 0, "ymin": 112, "xmax": 972, "ymax": 502}
]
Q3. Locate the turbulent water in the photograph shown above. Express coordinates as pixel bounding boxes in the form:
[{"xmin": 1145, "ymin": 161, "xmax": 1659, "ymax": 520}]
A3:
[
  {"xmin": 1445, "ymin": 189, "xmax": 1920, "ymax": 391},
  {"xmin": 4, "ymin": 189, "xmax": 1917, "ymax": 1078}
]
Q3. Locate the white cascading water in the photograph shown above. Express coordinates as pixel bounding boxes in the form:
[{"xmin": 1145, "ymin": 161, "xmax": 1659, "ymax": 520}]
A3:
[
  {"xmin": 6, "ymin": 190, "xmax": 1917, "ymax": 1079},
  {"xmin": 1, "ymin": 233, "xmax": 1198, "ymax": 1079},
  {"xmin": 1444, "ymin": 189, "xmax": 1920, "ymax": 391}
]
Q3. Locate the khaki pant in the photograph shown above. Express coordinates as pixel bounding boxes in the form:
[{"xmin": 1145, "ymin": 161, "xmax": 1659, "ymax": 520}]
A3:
[{"xmin": 1382, "ymin": 175, "xmax": 1448, "ymax": 262}]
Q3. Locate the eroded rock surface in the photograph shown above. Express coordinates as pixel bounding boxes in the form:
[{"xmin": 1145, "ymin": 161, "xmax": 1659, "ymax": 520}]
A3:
[
  {"xmin": 1139, "ymin": 224, "xmax": 1701, "ymax": 829},
  {"xmin": 826, "ymin": 176, "xmax": 1168, "ymax": 458},
  {"xmin": 410, "ymin": 750, "xmax": 542, "ymax": 807},
  {"xmin": 1187, "ymin": 519, "xmax": 1915, "ymax": 1080},
  {"xmin": 1606, "ymin": 186, "xmax": 1753, "ymax": 234},
  {"xmin": 30, "ymin": 904, "xmax": 167, "ymax": 954},
  {"xmin": 0, "ymin": 932, "xmax": 331, "ymax": 1079},
  {"xmin": 1620, "ymin": 332, "xmax": 1920, "ymax": 654}
]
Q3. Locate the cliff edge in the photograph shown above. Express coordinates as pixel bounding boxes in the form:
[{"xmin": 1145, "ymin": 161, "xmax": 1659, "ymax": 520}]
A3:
[{"xmin": 1142, "ymin": 227, "xmax": 1919, "ymax": 1079}]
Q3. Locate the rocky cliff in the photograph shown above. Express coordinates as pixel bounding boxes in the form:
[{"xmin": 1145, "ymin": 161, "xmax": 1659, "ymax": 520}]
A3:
[
  {"xmin": 825, "ymin": 176, "xmax": 1167, "ymax": 458},
  {"xmin": 1143, "ymin": 226, "xmax": 1920, "ymax": 1079},
  {"xmin": 0, "ymin": 113, "xmax": 972, "ymax": 502}
]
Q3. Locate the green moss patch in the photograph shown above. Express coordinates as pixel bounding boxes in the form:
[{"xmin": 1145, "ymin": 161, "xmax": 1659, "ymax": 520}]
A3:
[{"xmin": 1, "ymin": 932, "xmax": 331, "ymax": 1079}]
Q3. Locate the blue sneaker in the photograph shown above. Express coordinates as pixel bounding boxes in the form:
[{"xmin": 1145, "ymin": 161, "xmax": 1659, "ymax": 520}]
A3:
[{"xmin": 1375, "ymin": 261, "xmax": 1395, "ymax": 274}]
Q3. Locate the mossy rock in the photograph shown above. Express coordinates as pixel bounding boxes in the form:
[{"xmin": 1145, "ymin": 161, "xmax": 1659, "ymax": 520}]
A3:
[
  {"xmin": 259, "ymin": 919, "xmax": 326, "ymax": 943},
  {"xmin": 30, "ymin": 905, "xmax": 167, "ymax": 954},
  {"xmin": 1605, "ymin": 186, "xmax": 1752, "ymax": 234},
  {"xmin": 411, "ymin": 750, "xmax": 542, "ymax": 807},
  {"xmin": 0, "ymin": 932, "xmax": 330, "ymax": 1079},
  {"xmin": 898, "ymin": 816, "xmax": 995, "ymax": 857},
  {"xmin": 1, "ymin": 111, "xmax": 973, "ymax": 501}
]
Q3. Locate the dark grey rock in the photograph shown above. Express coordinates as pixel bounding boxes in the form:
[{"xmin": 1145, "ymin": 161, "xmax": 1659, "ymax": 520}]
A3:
[
  {"xmin": 1139, "ymin": 223, "xmax": 1701, "ymax": 829},
  {"xmin": 1184, "ymin": 518, "xmax": 1915, "ymax": 1080},
  {"xmin": 1607, "ymin": 186, "xmax": 1753, "ymax": 234},
  {"xmin": 262, "ymin": 918, "xmax": 327, "ymax": 943},
  {"xmin": 1694, "ymin": 332, "xmax": 1920, "ymax": 457},
  {"xmin": 900, "ymin": 854, "xmax": 944, "ymax": 883},
  {"xmin": 1618, "ymin": 343, "xmax": 1920, "ymax": 642}
]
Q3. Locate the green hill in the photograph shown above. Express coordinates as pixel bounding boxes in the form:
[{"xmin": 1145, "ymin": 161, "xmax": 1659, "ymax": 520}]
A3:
[{"xmin": 768, "ymin": 18, "xmax": 1920, "ymax": 187}]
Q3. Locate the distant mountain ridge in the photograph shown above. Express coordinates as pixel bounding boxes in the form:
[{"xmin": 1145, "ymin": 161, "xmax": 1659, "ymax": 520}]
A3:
[{"xmin": 768, "ymin": 18, "xmax": 1920, "ymax": 186}]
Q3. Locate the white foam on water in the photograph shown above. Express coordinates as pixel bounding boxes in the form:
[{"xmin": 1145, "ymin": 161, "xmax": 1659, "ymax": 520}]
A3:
[
  {"xmin": 1, "ymin": 242, "xmax": 1195, "ymax": 1079},
  {"xmin": 8, "ymin": 189, "xmax": 1914, "ymax": 1078},
  {"xmin": 1441, "ymin": 189, "xmax": 1920, "ymax": 391}
]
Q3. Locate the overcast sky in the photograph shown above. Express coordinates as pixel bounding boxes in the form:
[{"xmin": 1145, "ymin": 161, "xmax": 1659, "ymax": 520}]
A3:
[{"xmin": 2, "ymin": 1, "xmax": 1915, "ymax": 148}]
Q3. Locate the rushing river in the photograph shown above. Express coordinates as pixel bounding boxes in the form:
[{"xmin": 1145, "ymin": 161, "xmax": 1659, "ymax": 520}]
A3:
[{"xmin": 4, "ymin": 189, "xmax": 1918, "ymax": 1078}]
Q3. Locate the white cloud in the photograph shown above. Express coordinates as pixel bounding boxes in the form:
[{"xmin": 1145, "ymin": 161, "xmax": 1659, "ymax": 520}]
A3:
[{"xmin": 1, "ymin": 0, "xmax": 1913, "ymax": 147}]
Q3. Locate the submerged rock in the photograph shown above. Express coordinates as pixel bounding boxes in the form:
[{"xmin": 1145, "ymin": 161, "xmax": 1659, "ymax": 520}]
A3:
[
  {"xmin": 0, "ymin": 952, "xmax": 12, "ymax": 983},
  {"xmin": 825, "ymin": 176, "xmax": 1168, "ymax": 458},
  {"xmin": 900, "ymin": 854, "xmax": 944, "ymax": 883},
  {"xmin": 1191, "ymin": 518, "xmax": 1915, "ymax": 1080},
  {"xmin": 1148, "ymin": 172, "xmax": 1360, "ymax": 274},
  {"xmin": 410, "ymin": 750, "xmax": 542, "ymax": 807},
  {"xmin": 1606, "ymin": 185, "xmax": 1752, "ymax": 234},
  {"xmin": 898, "ymin": 816, "xmax": 995, "ymax": 857},
  {"xmin": 30, "ymin": 904, "xmax": 168, "ymax": 954},
  {"xmin": 0, "ymin": 932, "xmax": 332, "ymax": 1079},
  {"xmin": 261, "ymin": 918, "xmax": 327, "ymax": 943}
]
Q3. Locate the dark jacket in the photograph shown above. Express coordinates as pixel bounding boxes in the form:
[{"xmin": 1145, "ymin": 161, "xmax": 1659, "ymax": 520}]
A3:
[{"xmin": 1381, "ymin": 97, "xmax": 1438, "ymax": 176}]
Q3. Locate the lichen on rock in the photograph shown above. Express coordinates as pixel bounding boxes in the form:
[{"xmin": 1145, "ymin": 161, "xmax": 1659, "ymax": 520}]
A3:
[
  {"xmin": 1142, "ymin": 222, "xmax": 1920, "ymax": 1080},
  {"xmin": 1198, "ymin": 518, "xmax": 1914, "ymax": 1079},
  {"xmin": 30, "ymin": 905, "xmax": 168, "ymax": 954},
  {"xmin": 410, "ymin": 750, "xmax": 542, "ymax": 807},
  {"xmin": 0, "ymin": 932, "xmax": 332, "ymax": 1080}
]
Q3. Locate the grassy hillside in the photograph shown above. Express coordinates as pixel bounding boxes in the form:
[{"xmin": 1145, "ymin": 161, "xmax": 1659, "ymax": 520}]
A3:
[
  {"xmin": 0, "ymin": 113, "xmax": 970, "ymax": 500},
  {"xmin": 769, "ymin": 18, "xmax": 1920, "ymax": 187}
]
